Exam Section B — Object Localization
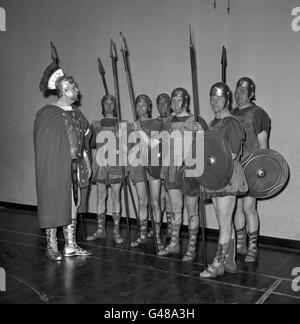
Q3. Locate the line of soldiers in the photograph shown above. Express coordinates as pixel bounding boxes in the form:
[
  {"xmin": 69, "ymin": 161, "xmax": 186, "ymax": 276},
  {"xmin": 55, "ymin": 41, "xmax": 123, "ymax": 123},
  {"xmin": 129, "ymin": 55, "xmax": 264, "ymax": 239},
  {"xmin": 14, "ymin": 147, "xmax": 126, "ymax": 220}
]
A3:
[{"xmin": 34, "ymin": 59, "xmax": 270, "ymax": 280}]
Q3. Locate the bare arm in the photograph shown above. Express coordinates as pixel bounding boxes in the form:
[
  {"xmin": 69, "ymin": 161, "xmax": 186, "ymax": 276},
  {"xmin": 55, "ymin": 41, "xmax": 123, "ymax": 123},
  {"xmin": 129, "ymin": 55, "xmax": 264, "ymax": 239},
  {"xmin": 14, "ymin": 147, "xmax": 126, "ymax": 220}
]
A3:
[
  {"xmin": 83, "ymin": 150, "xmax": 92, "ymax": 179},
  {"xmin": 257, "ymin": 131, "xmax": 269, "ymax": 149}
]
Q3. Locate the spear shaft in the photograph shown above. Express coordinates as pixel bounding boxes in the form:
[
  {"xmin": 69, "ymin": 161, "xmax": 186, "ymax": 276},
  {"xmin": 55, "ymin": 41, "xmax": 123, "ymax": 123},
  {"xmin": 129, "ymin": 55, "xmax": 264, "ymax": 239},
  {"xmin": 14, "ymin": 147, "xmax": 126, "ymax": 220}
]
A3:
[
  {"xmin": 110, "ymin": 40, "xmax": 135, "ymax": 247},
  {"xmin": 189, "ymin": 25, "xmax": 200, "ymax": 116},
  {"xmin": 120, "ymin": 32, "xmax": 159, "ymax": 253},
  {"xmin": 189, "ymin": 26, "xmax": 207, "ymax": 270}
]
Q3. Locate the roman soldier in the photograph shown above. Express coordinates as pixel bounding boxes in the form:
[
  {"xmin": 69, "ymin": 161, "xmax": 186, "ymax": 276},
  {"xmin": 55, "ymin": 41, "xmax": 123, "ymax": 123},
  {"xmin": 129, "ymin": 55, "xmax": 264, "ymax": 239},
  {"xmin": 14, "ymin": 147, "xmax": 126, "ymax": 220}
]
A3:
[
  {"xmin": 200, "ymin": 83, "xmax": 248, "ymax": 278},
  {"xmin": 158, "ymin": 88, "xmax": 209, "ymax": 262},
  {"xmin": 129, "ymin": 94, "xmax": 164, "ymax": 251},
  {"xmin": 86, "ymin": 94, "xmax": 125, "ymax": 245},
  {"xmin": 34, "ymin": 61, "xmax": 92, "ymax": 261},
  {"xmin": 233, "ymin": 77, "xmax": 271, "ymax": 263}
]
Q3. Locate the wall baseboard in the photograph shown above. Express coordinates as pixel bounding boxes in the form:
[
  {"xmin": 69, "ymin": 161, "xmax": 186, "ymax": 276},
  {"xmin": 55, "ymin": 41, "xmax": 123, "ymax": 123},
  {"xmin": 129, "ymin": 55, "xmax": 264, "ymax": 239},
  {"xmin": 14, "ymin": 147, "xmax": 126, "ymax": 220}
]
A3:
[{"xmin": 1, "ymin": 201, "xmax": 299, "ymax": 252}]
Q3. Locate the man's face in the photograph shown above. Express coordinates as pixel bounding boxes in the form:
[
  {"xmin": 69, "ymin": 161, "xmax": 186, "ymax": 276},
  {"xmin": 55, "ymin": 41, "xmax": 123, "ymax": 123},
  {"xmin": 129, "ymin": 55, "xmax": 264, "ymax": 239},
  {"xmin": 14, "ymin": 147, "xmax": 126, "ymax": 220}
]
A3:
[
  {"xmin": 172, "ymin": 95, "xmax": 185, "ymax": 114},
  {"xmin": 235, "ymin": 86, "xmax": 251, "ymax": 107},
  {"xmin": 103, "ymin": 98, "xmax": 116, "ymax": 116},
  {"xmin": 62, "ymin": 79, "xmax": 80, "ymax": 101},
  {"xmin": 157, "ymin": 98, "xmax": 171, "ymax": 117},
  {"xmin": 136, "ymin": 100, "xmax": 149, "ymax": 118},
  {"xmin": 210, "ymin": 95, "xmax": 226, "ymax": 114}
]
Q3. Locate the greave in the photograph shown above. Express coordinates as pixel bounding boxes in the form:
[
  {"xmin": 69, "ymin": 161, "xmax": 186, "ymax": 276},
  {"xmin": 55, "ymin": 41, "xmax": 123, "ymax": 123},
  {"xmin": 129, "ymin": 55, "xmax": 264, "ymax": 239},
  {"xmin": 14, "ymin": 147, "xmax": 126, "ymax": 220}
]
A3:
[
  {"xmin": 64, "ymin": 219, "xmax": 92, "ymax": 257},
  {"xmin": 46, "ymin": 228, "xmax": 63, "ymax": 261}
]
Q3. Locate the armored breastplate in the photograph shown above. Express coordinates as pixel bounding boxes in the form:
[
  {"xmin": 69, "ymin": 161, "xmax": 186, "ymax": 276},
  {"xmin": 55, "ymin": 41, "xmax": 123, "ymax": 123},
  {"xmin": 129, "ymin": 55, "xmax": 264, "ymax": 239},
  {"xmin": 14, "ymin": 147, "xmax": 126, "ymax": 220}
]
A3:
[
  {"xmin": 64, "ymin": 110, "xmax": 85, "ymax": 159},
  {"xmin": 233, "ymin": 106, "xmax": 259, "ymax": 157}
]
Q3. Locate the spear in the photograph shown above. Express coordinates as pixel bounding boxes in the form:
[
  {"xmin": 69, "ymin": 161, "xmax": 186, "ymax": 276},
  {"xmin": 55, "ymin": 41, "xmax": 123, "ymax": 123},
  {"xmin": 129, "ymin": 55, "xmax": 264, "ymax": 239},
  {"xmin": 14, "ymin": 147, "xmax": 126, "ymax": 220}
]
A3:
[
  {"xmin": 120, "ymin": 32, "xmax": 159, "ymax": 253},
  {"xmin": 189, "ymin": 25, "xmax": 207, "ymax": 270},
  {"xmin": 110, "ymin": 40, "xmax": 132, "ymax": 248},
  {"xmin": 50, "ymin": 41, "xmax": 59, "ymax": 64},
  {"xmin": 189, "ymin": 25, "xmax": 200, "ymax": 116},
  {"xmin": 221, "ymin": 45, "xmax": 227, "ymax": 84},
  {"xmin": 98, "ymin": 57, "xmax": 109, "ymax": 96}
]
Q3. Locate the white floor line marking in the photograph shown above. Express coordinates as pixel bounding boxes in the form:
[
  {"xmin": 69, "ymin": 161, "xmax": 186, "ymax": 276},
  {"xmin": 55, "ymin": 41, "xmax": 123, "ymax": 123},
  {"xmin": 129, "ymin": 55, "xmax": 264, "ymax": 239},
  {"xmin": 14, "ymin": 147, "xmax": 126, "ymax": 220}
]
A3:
[
  {"xmin": 255, "ymin": 279, "xmax": 283, "ymax": 304},
  {"xmin": 7, "ymin": 274, "xmax": 49, "ymax": 303}
]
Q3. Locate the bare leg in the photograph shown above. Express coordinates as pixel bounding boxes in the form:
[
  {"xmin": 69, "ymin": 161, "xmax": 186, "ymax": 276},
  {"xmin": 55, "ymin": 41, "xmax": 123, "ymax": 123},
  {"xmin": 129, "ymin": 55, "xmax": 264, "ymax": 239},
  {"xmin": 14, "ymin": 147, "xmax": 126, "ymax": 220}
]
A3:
[
  {"xmin": 200, "ymin": 196, "xmax": 237, "ymax": 278},
  {"xmin": 163, "ymin": 186, "xmax": 173, "ymax": 240},
  {"xmin": 130, "ymin": 182, "xmax": 148, "ymax": 247},
  {"xmin": 111, "ymin": 183, "xmax": 124, "ymax": 245},
  {"xmin": 234, "ymin": 198, "xmax": 248, "ymax": 254},
  {"xmin": 86, "ymin": 183, "xmax": 107, "ymax": 241},
  {"xmin": 157, "ymin": 189, "xmax": 182, "ymax": 256},
  {"xmin": 149, "ymin": 179, "xmax": 163, "ymax": 250},
  {"xmin": 243, "ymin": 196, "xmax": 259, "ymax": 263},
  {"xmin": 183, "ymin": 196, "xmax": 199, "ymax": 262},
  {"xmin": 64, "ymin": 189, "xmax": 92, "ymax": 257}
]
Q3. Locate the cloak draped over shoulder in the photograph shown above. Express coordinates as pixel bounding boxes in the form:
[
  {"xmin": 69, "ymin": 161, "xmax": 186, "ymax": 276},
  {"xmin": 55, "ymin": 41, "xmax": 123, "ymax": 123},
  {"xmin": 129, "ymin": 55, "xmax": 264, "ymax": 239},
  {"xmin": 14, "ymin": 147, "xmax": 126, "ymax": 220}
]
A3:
[{"xmin": 34, "ymin": 104, "xmax": 72, "ymax": 229}]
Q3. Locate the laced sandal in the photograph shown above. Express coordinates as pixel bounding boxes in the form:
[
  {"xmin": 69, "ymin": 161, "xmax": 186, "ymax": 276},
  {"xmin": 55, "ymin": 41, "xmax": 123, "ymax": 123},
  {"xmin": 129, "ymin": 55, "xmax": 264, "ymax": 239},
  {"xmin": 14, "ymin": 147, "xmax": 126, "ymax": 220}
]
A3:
[
  {"xmin": 165, "ymin": 212, "xmax": 173, "ymax": 241},
  {"xmin": 157, "ymin": 224, "xmax": 181, "ymax": 256},
  {"xmin": 200, "ymin": 244, "xmax": 228, "ymax": 279},
  {"xmin": 200, "ymin": 258, "xmax": 225, "ymax": 279},
  {"xmin": 224, "ymin": 238, "xmax": 238, "ymax": 274},
  {"xmin": 236, "ymin": 227, "xmax": 248, "ymax": 255},
  {"xmin": 113, "ymin": 213, "xmax": 124, "ymax": 245},
  {"xmin": 130, "ymin": 220, "xmax": 148, "ymax": 248},
  {"xmin": 182, "ymin": 229, "xmax": 198, "ymax": 262},
  {"xmin": 86, "ymin": 213, "xmax": 106, "ymax": 241},
  {"xmin": 245, "ymin": 231, "xmax": 259, "ymax": 264}
]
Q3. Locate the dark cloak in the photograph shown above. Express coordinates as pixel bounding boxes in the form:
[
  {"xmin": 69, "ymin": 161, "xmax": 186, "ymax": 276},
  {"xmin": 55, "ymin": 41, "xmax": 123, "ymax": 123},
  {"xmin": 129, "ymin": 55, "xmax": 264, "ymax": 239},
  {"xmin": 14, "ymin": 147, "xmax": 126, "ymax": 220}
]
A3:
[{"xmin": 34, "ymin": 104, "xmax": 72, "ymax": 229}]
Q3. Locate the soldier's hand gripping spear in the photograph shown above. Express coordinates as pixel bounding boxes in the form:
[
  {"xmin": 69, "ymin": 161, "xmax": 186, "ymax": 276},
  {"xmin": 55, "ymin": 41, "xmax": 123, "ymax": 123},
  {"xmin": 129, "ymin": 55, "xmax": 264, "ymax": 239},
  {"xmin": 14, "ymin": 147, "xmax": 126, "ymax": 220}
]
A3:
[{"xmin": 119, "ymin": 32, "xmax": 159, "ymax": 254}]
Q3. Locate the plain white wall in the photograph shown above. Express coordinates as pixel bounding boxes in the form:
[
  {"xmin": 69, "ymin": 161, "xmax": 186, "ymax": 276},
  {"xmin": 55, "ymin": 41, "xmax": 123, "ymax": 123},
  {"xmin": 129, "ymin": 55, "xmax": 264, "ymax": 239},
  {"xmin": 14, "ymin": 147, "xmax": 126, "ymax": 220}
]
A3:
[{"xmin": 0, "ymin": 0, "xmax": 299, "ymax": 240}]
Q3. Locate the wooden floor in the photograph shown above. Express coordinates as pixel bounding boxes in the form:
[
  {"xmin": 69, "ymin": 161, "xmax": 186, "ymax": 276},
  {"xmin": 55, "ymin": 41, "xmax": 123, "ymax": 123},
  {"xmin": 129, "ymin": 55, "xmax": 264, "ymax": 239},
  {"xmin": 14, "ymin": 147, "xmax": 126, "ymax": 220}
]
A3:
[{"xmin": 0, "ymin": 207, "xmax": 299, "ymax": 304}]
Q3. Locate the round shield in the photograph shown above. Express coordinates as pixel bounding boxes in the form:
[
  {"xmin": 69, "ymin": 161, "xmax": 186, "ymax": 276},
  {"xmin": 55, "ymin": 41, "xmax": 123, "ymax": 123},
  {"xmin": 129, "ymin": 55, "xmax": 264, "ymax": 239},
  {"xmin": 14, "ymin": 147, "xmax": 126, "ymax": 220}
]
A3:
[
  {"xmin": 180, "ymin": 131, "xmax": 234, "ymax": 192},
  {"xmin": 198, "ymin": 131, "xmax": 234, "ymax": 190},
  {"xmin": 178, "ymin": 168, "xmax": 200, "ymax": 197},
  {"xmin": 241, "ymin": 149, "xmax": 290, "ymax": 199}
]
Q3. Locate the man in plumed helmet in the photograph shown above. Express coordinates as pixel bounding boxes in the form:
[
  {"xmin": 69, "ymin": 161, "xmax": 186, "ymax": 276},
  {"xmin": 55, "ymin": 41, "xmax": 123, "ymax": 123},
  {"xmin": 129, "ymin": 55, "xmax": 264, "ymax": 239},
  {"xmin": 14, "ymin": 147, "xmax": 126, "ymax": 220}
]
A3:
[
  {"xmin": 233, "ymin": 77, "xmax": 271, "ymax": 264},
  {"xmin": 86, "ymin": 94, "xmax": 125, "ymax": 245},
  {"xmin": 200, "ymin": 83, "xmax": 248, "ymax": 279},
  {"xmin": 34, "ymin": 60, "xmax": 92, "ymax": 261}
]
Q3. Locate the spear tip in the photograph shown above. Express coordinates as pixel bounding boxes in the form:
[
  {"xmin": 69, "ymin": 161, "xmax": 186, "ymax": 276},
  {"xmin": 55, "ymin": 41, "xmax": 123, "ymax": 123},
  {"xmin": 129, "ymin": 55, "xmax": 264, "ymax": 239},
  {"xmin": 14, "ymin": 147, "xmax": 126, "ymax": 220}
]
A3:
[
  {"xmin": 221, "ymin": 45, "xmax": 227, "ymax": 65},
  {"xmin": 98, "ymin": 57, "xmax": 105, "ymax": 74},
  {"xmin": 189, "ymin": 25, "xmax": 193, "ymax": 46},
  {"xmin": 120, "ymin": 32, "xmax": 128, "ymax": 53},
  {"xmin": 110, "ymin": 39, "xmax": 117, "ymax": 59}
]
